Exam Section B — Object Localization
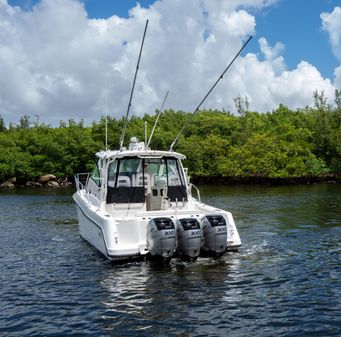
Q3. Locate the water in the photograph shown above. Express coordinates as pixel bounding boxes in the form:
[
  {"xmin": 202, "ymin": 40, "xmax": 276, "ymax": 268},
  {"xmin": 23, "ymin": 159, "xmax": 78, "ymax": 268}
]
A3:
[{"xmin": 0, "ymin": 184, "xmax": 340, "ymax": 337}]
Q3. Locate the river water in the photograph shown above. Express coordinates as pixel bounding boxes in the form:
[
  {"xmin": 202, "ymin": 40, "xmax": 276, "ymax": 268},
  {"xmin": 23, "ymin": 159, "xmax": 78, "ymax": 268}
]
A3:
[{"xmin": 0, "ymin": 184, "xmax": 340, "ymax": 337}]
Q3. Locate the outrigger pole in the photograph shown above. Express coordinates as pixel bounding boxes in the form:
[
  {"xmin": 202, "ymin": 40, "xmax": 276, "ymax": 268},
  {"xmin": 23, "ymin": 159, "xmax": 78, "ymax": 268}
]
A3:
[
  {"xmin": 169, "ymin": 35, "xmax": 253, "ymax": 151},
  {"xmin": 119, "ymin": 19, "xmax": 149, "ymax": 150},
  {"xmin": 147, "ymin": 90, "xmax": 169, "ymax": 148}
]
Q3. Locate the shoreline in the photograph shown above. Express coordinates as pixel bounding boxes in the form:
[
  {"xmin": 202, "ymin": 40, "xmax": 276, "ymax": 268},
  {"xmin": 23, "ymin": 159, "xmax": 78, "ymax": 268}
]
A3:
[
  {"xmin": 1, "ymin": 173, "xmax": 339, "ymax": 190},
  {"xmin": 191, "ymin": 173, "xmax": 340, "ymax": 186}
]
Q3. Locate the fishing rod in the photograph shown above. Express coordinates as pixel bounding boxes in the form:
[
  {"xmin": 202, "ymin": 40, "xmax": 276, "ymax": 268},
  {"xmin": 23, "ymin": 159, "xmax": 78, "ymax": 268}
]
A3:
[
  {"xmin": 105, "ymin": 90, "xmax": 108, "ymax": 151},
  {"xmin": 147, "ymin": 90, "xmax": 169, "ymax": 148},
  {"xmin": 119, "ymin": 19, "xmax": 149, "ymax": 150},
  {"xmin": 169, "ymin": 35, "xmax": 253, "ymax": 151}
]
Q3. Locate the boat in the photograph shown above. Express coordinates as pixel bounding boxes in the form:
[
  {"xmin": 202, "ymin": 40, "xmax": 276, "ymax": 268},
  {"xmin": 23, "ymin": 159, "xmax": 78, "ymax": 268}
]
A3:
[
  {"xmin": 73, "ymin": 20, "xmax": 250, "ymax": 262},
  {"xmin": 73, "ymin": 136, "xmax": 241, "ymax": 261}
]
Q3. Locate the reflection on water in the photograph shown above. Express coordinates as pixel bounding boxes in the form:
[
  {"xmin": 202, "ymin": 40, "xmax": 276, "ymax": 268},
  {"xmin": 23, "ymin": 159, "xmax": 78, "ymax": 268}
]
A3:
[
  {"xmin": 98, "ymin": 257, "xmax": 241, "ymax": 336},
  {"xmin": 0, "ymin": 184, "xmax": 340, "ymax": 336}
]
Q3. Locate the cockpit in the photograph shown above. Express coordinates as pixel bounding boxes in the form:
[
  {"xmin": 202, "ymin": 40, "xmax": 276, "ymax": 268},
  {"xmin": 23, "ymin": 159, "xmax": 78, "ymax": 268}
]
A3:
[{"xmin": 105, "ymin": 156, "xmax": 188, "ymax": 210}]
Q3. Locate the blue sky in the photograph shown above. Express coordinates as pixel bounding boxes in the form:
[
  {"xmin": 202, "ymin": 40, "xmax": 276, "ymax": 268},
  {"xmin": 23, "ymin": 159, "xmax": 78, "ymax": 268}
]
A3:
[
  {"xmin": 2, "ymin": 0, "xmax": 341, "ymax": 125},
  {"xmin": 253, "ymin": 0, "xmax": 339, "ymax": 79}
]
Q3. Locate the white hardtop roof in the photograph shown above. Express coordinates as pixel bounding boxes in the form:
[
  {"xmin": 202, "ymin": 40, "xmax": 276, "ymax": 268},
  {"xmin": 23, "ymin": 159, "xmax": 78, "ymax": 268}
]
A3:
[{"xmin": 96, "ymin": 148, "xmax": 186, "ymax": 161}]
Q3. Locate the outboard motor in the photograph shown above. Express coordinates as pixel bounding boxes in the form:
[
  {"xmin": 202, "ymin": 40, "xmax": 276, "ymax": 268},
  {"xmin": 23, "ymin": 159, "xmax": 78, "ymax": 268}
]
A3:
[
  {"xmin": 176, "ymin": 218, "xmax": 202, "ymax": 259},
  {"xmin": 147, "ymin": 217, "xmax": 176, "ymax": 259},
  {"xmin": 201, "ymin": 215, "xmax": 227, "ymax": 256}
]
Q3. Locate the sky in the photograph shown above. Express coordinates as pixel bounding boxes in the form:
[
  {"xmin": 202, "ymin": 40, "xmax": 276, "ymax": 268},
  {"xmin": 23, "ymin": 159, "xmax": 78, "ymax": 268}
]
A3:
[{"xmin": 1, "ymin": 0, "xmax": 341, "ymax": 126}]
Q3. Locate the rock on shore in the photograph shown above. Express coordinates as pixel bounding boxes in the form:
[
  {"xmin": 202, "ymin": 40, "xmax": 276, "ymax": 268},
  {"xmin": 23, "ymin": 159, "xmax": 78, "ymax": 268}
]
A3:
[
  {"xmin": 0, "ymin": 177, "xmax": 16, "ymax": 188},
  {"xmin": 38, "ymin": 174, "xmax": 57, "ymax": 184},
  {"xmin": 0, "ymin": 175, "xmax": 73, "ymax": 189}
]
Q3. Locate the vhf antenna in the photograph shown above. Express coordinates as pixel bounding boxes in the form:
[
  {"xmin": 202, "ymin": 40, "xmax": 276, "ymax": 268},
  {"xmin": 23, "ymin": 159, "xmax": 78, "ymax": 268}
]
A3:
[
  {"xmin": 119, "ymin": 19, "xmax": 149, "ymax": 150},
  {"xmin": 147, "ymin": 90, "xmax": 169, "ymax": 148},
  {"xmin": 169, "ymin": 35, "xmax": 253, "ymax": 151},
  {"xmin": 105, "ymin": 90, "xmax": 108, "ymax": 151}
]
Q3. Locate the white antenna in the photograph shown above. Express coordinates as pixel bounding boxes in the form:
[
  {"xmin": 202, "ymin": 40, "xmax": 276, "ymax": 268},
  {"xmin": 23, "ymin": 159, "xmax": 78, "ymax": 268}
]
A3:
[
  {"xmin": 119, "ymin": 19, "xmax": 149, "ymax": 150},
  {"xmin": 169, "ymin": 36, "xmax": 253, "ymax": 151},
  {"xmin": 147, "ymin": 90, "xmax": 169, "ymax": 148},
  {"xmin": 105, "ymin": 90, "xmax": 108, "ymax": 151}
]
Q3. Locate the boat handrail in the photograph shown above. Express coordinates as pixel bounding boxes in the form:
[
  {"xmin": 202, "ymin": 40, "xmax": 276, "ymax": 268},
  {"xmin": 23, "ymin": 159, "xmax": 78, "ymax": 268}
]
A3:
[
  {"xmin": 190, "ymin": 183, "xmax": 201, "ymax": 202},
  {"xmin": 75, "ymin": 173, "xmax": 107, "ymax": 209},
  {"xmin": 74, "ymin": 173, "xmax": 91, "ymax": 191}
]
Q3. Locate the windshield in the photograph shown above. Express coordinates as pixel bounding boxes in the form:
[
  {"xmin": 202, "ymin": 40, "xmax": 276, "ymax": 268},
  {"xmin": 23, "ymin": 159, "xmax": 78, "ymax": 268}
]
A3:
[{"xmin": 106, "ymin": 156, "xmax": 187, "ymax": 205}]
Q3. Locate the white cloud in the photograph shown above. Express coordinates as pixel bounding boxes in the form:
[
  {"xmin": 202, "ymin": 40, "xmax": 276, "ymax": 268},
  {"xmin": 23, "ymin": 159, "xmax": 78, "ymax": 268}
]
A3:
[
  {"xmin": 258, "ymin": 37, "xmax": 285, "ymax": 75},
  {"xmin": 268, "ymin": 61, "xmax": 334, "ymax": 109},
  {"xmin": 321, "ymin": 6, "xmax": 341, "ymax": 61},
  {"xmin": 215, "ymin": 54, "xmax": 334, "ymax": 113},
  {"xmin": 0, "ymin": 0, "xmax": 339, "ymax": 128},
  {"xmin": 259, "ymin": 37, "xmax": 284, "ymax": 61}
]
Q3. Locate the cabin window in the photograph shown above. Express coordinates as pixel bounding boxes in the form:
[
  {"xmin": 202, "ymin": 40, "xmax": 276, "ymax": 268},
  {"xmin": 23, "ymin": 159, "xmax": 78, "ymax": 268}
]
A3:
[
  {"xmin": 108, "ymin": 160, "xmax": 117, "ymax": 187},
  {"xmin": 106, "ymin": 156, "xmax": 187, "ymax": 204},
  {"xmin": 90, "ymin": 163, "xmax": 101, "ymax": 186},
  {"xmin": 106, "ymin": 157, "xmax": 145, "ymax": 204},
  {"xmin": 119, "ymin": 158, "xmax": 141, "ymax": 186},
  {"xmin": 167, "ymin": 159, "xmax": 184, "ymax": 186},
  {"xmin": 166, "ymin": 158, "xmax": 187, "ymax": 202}
]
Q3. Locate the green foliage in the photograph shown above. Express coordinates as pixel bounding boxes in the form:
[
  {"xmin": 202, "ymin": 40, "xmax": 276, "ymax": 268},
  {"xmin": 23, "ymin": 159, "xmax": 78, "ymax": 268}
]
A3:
[
  {"xmin": 0, "ymin": 114, "xmax": 6, "ymax": 131},
  {"xmin": 233, "ymin": 94, "xmax": 249, "ymax": 118},
  {"xmin": 0, "ymin": 122, "xmax": 102, "ymax": 182},
  {"xmin": 18, "ymin": 115, "xmax": 31, "ymax": 129},
  {"xmin": 1, "ymin": 91, "xmax": 341, "ymax": 183}
]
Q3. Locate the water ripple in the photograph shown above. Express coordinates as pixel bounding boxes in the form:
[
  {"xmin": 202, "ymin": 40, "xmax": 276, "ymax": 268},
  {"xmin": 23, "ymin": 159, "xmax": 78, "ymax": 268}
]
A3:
[{"xmin": 1, "ymin": 185, "xmax": 341, "ymax": 336}]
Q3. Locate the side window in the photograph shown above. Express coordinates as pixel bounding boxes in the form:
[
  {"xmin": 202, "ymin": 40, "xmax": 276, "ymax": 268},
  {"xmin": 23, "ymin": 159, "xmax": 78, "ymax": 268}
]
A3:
[
  {"xmin": 167, "ymin": 159, "xmax": 183, "ymax": 186},
  {"xmin": 117, "ymin": 158, "xmax": 142, "ymax": 187},
  {"xmin": 90, "ymin": 163, "xmax": 101, "ymax": 186},
  {"xmin": 166, "ymin": 158, "xmax": 187, "ymax": 201},
  {"xmin": 108, "ymin": 160, "xmax": 117, "ymax": 187}
]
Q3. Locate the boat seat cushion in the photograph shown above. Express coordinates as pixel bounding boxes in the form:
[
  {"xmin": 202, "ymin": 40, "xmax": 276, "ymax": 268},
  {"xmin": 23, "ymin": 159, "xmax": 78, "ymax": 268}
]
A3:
[{"xmin": 117, "ymin": 176, "xmax": 131, "ymax": 187}]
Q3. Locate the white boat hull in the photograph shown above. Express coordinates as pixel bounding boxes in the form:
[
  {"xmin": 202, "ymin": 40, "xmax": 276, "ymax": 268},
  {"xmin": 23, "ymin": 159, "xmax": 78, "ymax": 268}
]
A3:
[
  {"xmin": 74, "ymin": 193, "xmax": 149, "ymax": 261},
  {"xmin": 73, "ymin": 191, "xmax": 241, "ymax": 261}
]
